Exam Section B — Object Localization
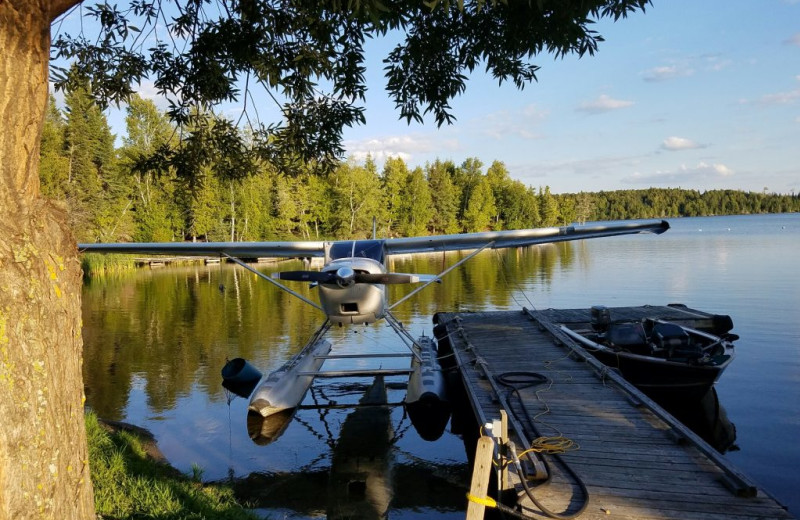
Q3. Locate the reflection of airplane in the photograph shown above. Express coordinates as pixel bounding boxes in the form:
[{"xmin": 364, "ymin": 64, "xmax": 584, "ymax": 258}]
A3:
[
  {"xmin": 80, "ymin": 220, "xmax": 669, "ymax": 424},
  {"xmin": 248, "ymin": 377, "xmax": 393, "ymax": 519},
  {"xmin": 328, "ymin": 376, "xmax": 393, "ymax": 520},
  {"xmin": 241, "ymin": 376, "xmax": 469, "ymax": 517}
]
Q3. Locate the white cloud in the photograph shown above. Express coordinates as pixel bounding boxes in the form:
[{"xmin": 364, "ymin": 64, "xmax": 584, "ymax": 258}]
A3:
[
  {"xmin": 576, "ymin": 95, "xmax": 634, "ymax": 114},
  {"xmin": 696, "ymin": 162, "xmax": 734, "ymax": 176},
  {"xmin": 642, "ymin": 65, "xmax": 695, "ymax": 82},
  {"xmin": 136, "ymin": 80, "xmax": 163, "ymax": 101},
  {"xmin": 661, "ymin": 136, "xmax": 705, "ymax": 151},
  {"xmin": 344, "ymin": 134, "xmax": 459, "ymax": 163},
  {"xmin": 758, "ymin": 88, "xmax": 800, "ymax": 105},
  {"xmin": 622, "ymin": 162, "xmax": 734, "ymax": 186},
  {"xmin": 132, "ymin": 80, "xmax": 181, "ymax": 112}
]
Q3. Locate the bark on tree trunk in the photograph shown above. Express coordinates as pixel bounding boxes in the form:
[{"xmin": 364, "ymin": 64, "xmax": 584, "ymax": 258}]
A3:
[{"xmin": 0, "ymin": 1, "xmax": 95, "ymax": 518}]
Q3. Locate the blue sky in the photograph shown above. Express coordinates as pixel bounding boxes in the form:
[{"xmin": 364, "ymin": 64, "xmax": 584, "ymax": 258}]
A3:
[
  {"xmin": 340, "ymin": 0, "xmax": 800, "ymax": 194},
  {"xmin": 56, "ymin": 0, "xmax": 800, "ymax": 195}
]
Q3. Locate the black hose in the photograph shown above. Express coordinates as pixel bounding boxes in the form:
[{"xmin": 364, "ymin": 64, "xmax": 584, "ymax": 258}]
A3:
[{"xmin": 495, "ymin": 371, "xmax": 590, "ymax": 520}]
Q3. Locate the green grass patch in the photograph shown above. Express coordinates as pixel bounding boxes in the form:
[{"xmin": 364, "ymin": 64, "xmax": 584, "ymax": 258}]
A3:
[
  {"xmin": 81, "ymin": 253, "xmax": 138, "ymax": 279},
  {"xmin": 86, "ymin": 412, "xmax": 260, "ymax": 520}
]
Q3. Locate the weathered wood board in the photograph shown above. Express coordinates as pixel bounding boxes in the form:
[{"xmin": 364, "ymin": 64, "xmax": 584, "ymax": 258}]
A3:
[{"xmin": 435, "ymin": 307, "xmax": 793, "ymax": 520}]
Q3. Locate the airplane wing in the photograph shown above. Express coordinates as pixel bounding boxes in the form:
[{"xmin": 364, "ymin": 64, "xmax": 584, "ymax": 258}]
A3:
[
  {"xmin": 77, "ymin": 240, "xmax": 327, "ymax": 258},
  {"xmin": 382, "ymin": 220, "xmax": 670, "ymax": 255},
  {"xmin": 78, "ymin": 220, "xmax": 668, "ymax": 258}
]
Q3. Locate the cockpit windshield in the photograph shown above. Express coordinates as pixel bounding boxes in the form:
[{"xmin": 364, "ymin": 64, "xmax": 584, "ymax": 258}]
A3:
[{"xmin": 327, "ymin": 240, "xmax": 386, "ymax": 263}]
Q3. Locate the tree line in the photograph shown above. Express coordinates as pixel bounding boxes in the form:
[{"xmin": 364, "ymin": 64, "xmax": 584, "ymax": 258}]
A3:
[{"xmin": 41, "ymin": 86, "xmax": 800, "ymax": 244}]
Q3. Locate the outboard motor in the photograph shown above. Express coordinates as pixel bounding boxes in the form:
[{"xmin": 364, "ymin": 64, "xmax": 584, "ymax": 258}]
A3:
[{"xmin": 591, "ymin": 305, "xmax": 611, "ymax": 332}]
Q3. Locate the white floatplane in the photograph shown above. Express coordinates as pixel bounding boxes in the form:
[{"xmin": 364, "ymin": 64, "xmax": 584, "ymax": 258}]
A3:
[{"xmin": 79, "ymin": 220, "xmax": 669, "ymax": 432}]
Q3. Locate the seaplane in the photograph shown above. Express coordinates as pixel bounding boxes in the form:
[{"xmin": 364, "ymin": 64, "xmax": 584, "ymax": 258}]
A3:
[{"xmin": 79, "ymin": 219, "xmax": 669, "ymax": 442}]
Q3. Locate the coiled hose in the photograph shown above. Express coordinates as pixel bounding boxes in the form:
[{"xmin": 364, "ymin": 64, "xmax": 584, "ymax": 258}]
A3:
[{"xmin": 494, "ymin": 371, "xmax": 590, "ymax": 520}]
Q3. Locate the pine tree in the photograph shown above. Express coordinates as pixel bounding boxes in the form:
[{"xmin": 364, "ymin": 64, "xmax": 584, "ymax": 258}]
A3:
[
  {"xmin": 453, "ymin": 157, "xmax": 484, "ymax": 226},
  {"xmin": 63, "ymin": 76, "xmax": 123, "ymax": 241},
  {"xmin": 463, "ymin": 176, "xmax": 497, "ymax": 232},
  {"xmin": 486, "ymin": 160, "xmax": 511, "ymax": 229},
  {"xmin": 400, "ymin": 167, "xmax": 434, "ymax": 236},
  {"xmin": 39, "ymin": 96, "xmax": 70, "ymax": 200},
  {"xmin": 539, "ymin": 186, "xmax": 559, "ymax": 226},
  {"xmin": 381, "ymin": 156, "xmax": 410, "ymax": 237},
  {"xmin": 121, "ymin": 96, "xmax": 178, "ymax": 241},
  {"xmin": 426, "ymin": 160, "xmax": 460, "ymax": 234}
]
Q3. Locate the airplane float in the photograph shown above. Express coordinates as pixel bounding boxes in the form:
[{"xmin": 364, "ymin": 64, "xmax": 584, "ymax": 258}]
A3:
[{"xmin": 79, "ymin": 219, "xmax": 669, "ymax": 442}]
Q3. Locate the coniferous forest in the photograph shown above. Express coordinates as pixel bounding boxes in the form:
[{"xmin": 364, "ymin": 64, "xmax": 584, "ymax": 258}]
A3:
[{"xmin": 41, "ymin": 89, "xmax": 800, "ymax": 244}]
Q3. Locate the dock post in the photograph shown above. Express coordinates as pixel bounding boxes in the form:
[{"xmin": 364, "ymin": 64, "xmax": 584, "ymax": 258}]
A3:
[
  {"xmin": 499, "ymin": 410, "xmax": 510, "ymax": 492},
  {"xmin": 466, "ymin": 436, "xmax": 495, "ymax": 520}
]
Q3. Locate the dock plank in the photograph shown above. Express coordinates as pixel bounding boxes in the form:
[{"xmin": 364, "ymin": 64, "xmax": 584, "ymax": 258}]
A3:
[{"xmin": 435, "ymin": 308, "xmax": 793, "ymax": 520}]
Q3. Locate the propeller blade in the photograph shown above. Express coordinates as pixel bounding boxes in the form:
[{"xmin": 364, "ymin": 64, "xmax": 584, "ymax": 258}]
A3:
[
  {"xmin": 355, "ymin": 273, "xmax": 438, "ymax": 284},
  {"xmin": 275, "ymin": 270, "xmax": 440, "ymax": 285},
  {"xmin": 272, "ymin": 271, "xmax": 336, "ymax": 283}
]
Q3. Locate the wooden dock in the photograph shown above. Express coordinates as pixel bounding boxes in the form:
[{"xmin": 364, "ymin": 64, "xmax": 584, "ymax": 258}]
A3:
[{"xmin": 434, "ymin": 306, "xmax": 793, "ymax": 520}]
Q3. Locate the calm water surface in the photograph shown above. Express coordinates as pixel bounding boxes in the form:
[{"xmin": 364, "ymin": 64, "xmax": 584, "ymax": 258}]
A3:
[{"xmin": 82, "ymin": 213, "xmax": 800, "ymax": 517}]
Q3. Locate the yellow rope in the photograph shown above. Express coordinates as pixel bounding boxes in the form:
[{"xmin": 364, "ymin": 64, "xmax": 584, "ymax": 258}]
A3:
[
  {"xmin": 518, "ymin": 435, "xmax": 579, "ymax": 457},
  {"xmin": 466, "ymin": 493, "xmax": 497, "ymax": 508}
]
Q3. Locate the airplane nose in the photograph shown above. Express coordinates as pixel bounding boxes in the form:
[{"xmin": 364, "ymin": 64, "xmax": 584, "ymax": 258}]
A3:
[{"xmin": 336, "ymin": 266, "xmax": 355, "ymax": 287}]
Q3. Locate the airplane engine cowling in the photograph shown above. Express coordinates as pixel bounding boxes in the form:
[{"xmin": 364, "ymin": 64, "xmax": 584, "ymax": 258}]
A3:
[{"xmin": 317, "ymin": 258, "xmax": 387, "ymax": 324}]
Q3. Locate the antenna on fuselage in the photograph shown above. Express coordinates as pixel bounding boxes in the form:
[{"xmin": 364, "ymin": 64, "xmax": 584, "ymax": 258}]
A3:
[{"xmin": 372, "ymin": 216, "xmax": 377, "ymax": 240}]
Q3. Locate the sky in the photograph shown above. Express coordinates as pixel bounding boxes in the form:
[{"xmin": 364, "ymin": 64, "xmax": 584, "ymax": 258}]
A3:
[
  {"xmin": 339, "ymin": 0, "xmax": 800, "ymax": 195},
  {"xmin": 55, "ymin": 0, "xmax": 800, "ymax": 195}
]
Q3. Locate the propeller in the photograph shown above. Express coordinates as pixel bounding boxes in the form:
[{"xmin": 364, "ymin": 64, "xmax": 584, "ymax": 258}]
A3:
[
  {"xmin": 272, "ymin": 267, "xmax": 357, "ymax": 288},
  {"xmin": 272, "ymin": 270, "xmax": 338, "ymax": 283},
  {"xmin": 273, "ymin": 269, "xmax": 438, "ymax": 286}
]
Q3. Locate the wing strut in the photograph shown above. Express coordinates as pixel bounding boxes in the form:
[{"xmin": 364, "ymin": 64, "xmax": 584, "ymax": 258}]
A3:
[
  {"xmin": 223, "ymin": 253, "xmax": 324, "ymax": 312},
  {"xmin": 389, "ymin": 241, "xmax": 495, "ymax": 311},
  {"xmin": 384, "ymin": 312, "xmax": 423, "ymax": 362}
]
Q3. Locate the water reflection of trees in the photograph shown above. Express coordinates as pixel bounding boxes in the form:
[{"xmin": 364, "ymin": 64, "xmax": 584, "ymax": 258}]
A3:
[{"xmin": 82, "ymin": 243, "xmax": 579, "ymax": 420}]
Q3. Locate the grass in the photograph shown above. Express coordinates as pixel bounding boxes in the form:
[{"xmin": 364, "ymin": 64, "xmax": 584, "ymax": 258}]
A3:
[
  {"xmin": 86, "ymin": 412, "xmax": 260, "ymax": 520},
  {"xmin": 81, "ymin": 253, "xmax": 138, "ymax": 279}
]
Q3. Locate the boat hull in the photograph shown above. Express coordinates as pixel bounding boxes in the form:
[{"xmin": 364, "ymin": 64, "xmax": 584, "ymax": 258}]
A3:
[
  {"xmin": 589, "ymin": 348, "xmax": 731, "ymax": 399},
  {"xmin": 559, "ymin": 320, "xmax": 735, "ymax": 400}
]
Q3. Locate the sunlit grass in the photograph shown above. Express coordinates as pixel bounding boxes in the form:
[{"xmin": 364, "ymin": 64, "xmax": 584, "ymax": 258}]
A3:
[
  {"xmin": 86, "ymin": 412, "xmax": 260, "ymax": 519},
  {"xmin": 81, "ymin": 253, "xmax": 138, "ymax": 278}
]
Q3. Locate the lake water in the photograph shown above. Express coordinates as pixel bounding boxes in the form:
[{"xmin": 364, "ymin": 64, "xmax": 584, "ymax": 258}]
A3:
[{"xmin": 82, "ymin": 213, "xmax": 800, "ymax": 517}]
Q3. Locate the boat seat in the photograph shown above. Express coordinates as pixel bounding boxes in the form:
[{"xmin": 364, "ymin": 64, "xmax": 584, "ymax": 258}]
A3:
[
  {"xmin": 607, "ymin": 322, "xmax": 647, "ymax": 347},
  {"xmin": 652, "ymin": 322, "xmax": 701, "ymax": 359}
]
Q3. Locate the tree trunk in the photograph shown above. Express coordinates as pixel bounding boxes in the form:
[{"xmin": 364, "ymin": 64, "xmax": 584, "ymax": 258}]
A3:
[{"xmin": 0, "ymin": 1, "xmax": 95, "ymax": 518}]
